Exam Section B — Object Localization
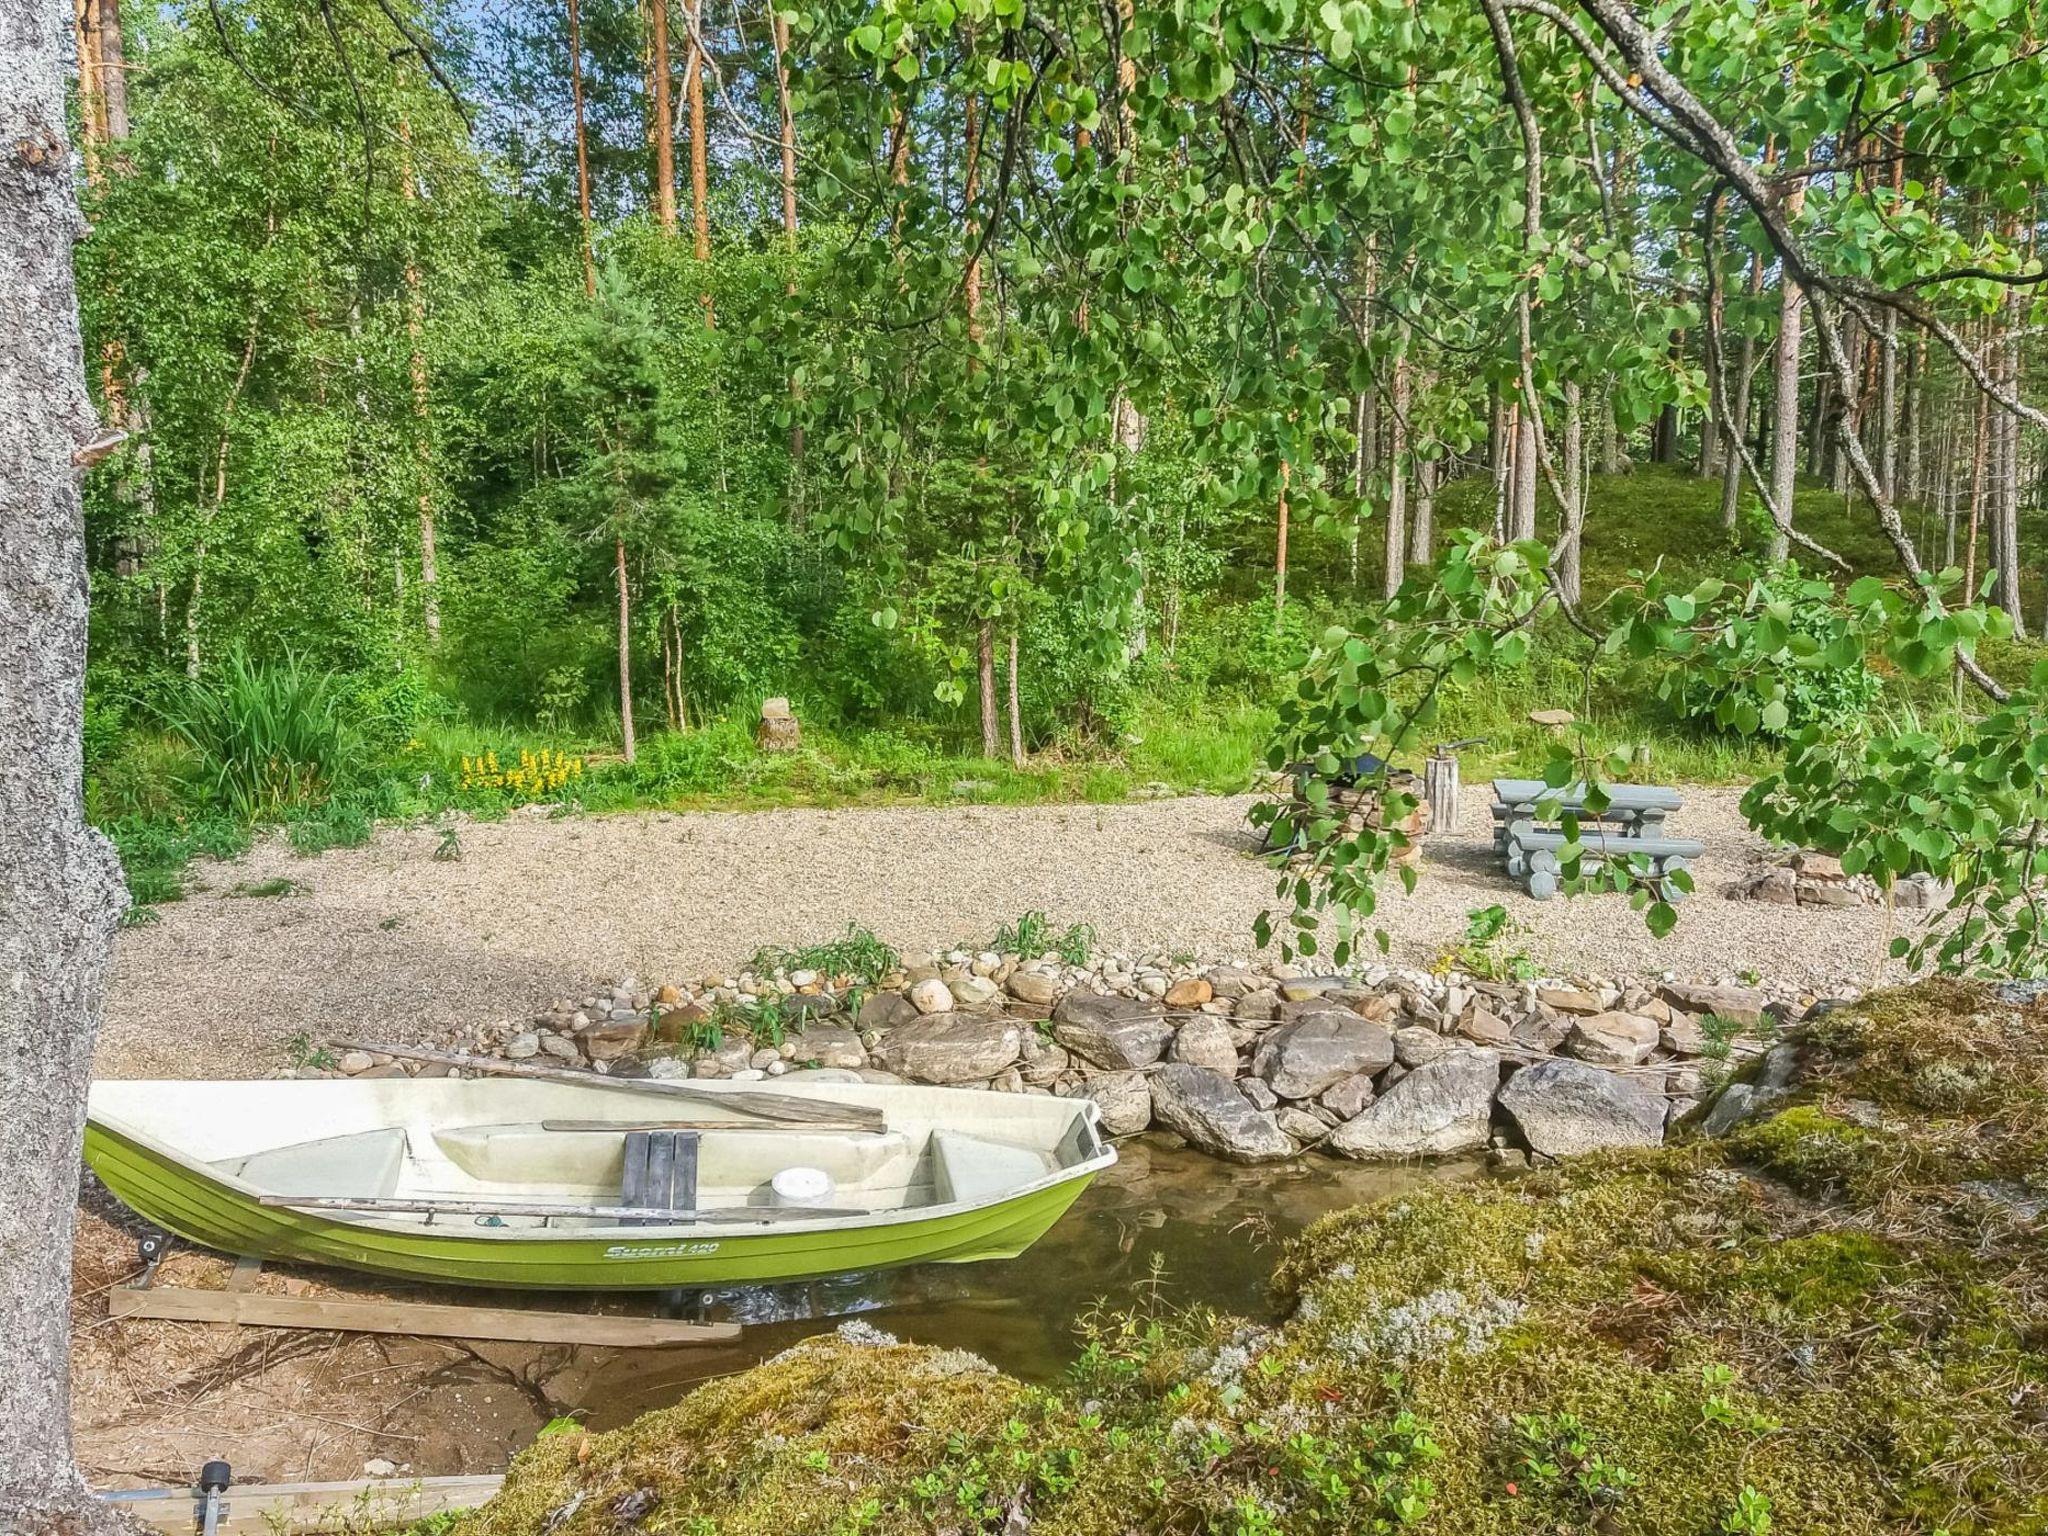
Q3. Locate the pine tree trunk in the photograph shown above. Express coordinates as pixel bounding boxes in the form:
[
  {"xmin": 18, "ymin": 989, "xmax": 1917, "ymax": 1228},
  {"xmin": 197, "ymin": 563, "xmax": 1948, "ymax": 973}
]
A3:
[
  {"xmin": 401, "ymin": 120, "xmax": 440, "ymax": 645},
  {"xmin": 649, "ymin": 0, "xmax": 677, "ymax": 234},
  {"xmin": 771, "ymin": 7, "xmax": 801, "ymax": 466},
  {"xmin": 615, "ymin": 534, "xmax": 636, "ymax": 762},
  {"xmin": 684, "ymin": 0, "xmax": 712, "ymax": 324},
  {"xmin": 567, "ymin": 0, "xmax": 595, "ymax": 297},
  {"xmin": 0, "ymin": 7, "xmax": 134, "ymax": 1528}
]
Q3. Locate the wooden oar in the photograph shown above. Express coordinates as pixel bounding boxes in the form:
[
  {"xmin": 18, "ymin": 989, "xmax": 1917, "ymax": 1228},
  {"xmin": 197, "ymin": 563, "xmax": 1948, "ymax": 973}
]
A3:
[
  {"xmin": 256, "ymin": 1193, "xmax": 865, "ymax": 1224},
  {"xmin": 539, "ymin": 1118, "xmax": 881, "ymax": 1135},
  {"xmin": 334, "ymin": 1042, "xmax": 885, "ymax": 1131}
]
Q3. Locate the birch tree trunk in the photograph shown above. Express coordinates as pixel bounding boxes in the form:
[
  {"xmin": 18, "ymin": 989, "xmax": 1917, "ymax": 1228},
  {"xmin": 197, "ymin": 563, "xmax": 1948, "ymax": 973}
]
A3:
[
  {"xmin": 1383, "ymin": 322, "xmax": 1410, "ymax": 601},
  {"xmin": 1767, "ymin": 212, "xmax": 1804, "ymax": 560},
  {"xmin": 1719, "ymin": 252, "xmax": 1763, "ymax": 529},
  {"xmin": 0, "ymin": 4, "xmax": 134, "ymax": 1529}
]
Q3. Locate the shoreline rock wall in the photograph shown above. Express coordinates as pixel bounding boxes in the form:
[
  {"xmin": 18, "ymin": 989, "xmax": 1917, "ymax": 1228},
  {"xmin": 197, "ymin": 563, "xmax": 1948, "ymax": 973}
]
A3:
[{"xmin": 309, "ymin": 945, "xmax": 1817, "ymax": 1168}]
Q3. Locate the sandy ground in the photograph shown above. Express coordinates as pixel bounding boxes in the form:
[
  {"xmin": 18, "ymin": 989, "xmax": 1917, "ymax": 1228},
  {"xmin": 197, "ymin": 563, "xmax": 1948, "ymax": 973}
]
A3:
[{"xmin": 99, "ymin": 784, "xmax": 1915, "ymax": 1078}]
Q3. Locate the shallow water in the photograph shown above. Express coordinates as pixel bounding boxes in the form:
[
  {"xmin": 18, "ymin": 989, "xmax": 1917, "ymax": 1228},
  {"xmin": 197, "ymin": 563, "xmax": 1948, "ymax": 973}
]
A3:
[{"xmin": 569, "ymin": 1137, "xmax": 1487, "ymax": 1429}]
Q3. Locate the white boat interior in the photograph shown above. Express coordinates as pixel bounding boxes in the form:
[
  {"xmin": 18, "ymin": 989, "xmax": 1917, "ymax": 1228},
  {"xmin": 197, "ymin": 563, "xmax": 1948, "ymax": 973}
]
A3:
[{"xmin": 89, "ymin": 1077, "xmax": 1110, "ymax": 1233}]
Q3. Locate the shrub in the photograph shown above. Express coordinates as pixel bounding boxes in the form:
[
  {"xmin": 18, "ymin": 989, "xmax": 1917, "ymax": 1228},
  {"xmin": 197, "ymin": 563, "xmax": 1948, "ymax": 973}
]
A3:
[{"xmin": 155, "ymin": 649, "xmax": 358, "ymax": 819}]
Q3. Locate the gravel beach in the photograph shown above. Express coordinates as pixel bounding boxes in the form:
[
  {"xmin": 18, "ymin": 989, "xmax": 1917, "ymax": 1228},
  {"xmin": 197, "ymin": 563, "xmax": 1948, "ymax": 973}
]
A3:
[{"xmin": 99, "ymin": 785, "xmax": 1917, "ymax": 1078}]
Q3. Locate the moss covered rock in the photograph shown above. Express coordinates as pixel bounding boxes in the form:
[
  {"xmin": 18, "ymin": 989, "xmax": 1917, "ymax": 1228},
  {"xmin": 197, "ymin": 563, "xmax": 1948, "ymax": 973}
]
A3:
[{"xmin": 458, "ymin": 983, "xmax": 2048, "ymax": 1536}]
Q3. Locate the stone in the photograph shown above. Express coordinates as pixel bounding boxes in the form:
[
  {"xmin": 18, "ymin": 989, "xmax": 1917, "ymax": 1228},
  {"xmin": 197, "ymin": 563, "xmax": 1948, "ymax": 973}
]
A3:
[
  {"xmin": 1326, "ymin": 1050, "xmax": 1502, "ymax": 1159},
  {"xmin": 1148, "ymin": 1065, "xmax": 1295, "ymax": 1163},
  {"xmin": 1017, "ymin": 1036, "xmax": 1071, "ymax": 1085},
  {"xmin": 1138, "ymin": 974, "xmax": 1169, "ymax": 999},
  {"xmin": 909, "ymin": 977, "xmax": 955, "ymax": 1015},
  {"xmin": 1066, "ymin": 1071, "xmax": 1151, "ymax": 1136},
  {"xmin": 1252, "ymin": 1011, "xmax": 1395, "ymax": 1099},
  {"xmin": 729, "ymin": 1068, "xmax": 765, "ymax": 1082},
  {"xmin": 1319, "ymin": 1072, "xmax": 1377, "ymax": 1120},
  {"xmin": 1205, "ymin": 966, "xmax": 1263, "ymax": 1000},
  {"xmin": 1276, "ymin": 1107, "xmax": 1331, "ymax": 1146},
  {"xmin": 780, "ymin": 1067, "xmax": 866, "ymax": 1084},
  {"xmin": 356, "ymin": 1063, "xmax": 408, "ymax": 1078},
  {"xmin": 1233, "ymin": 990, "xmax": 1281, "ymax": 1023},
  {"xmin": 363, "ymin": 1458, "xmax": 399, "ymax": 1479},
  {"xmin": 871, "ymin": 1015, "xmax": 1023, "ymax": 1083},
  {"xmin": 1278, "ymin": 976, "xmax": 1345, "ymax": 1003},
  {"xmin": 782, "ymin": 992, "xmax": 841, "ymax": 1022},
  {"xmin": 1527, "ymin": 707, "xmax": 1575, "ymax": 731},
  {"xmin": 336, "ymin": 1049, "xmax": 375, "ymax": 1075},
  {"xmin": 1007, "ymin": 969, "xmax": 1062, "ymax": 1006},
  {"xmin": 1168, "ymin": 1014, "xmax": 1239, "ymax": 1074},
  {"xmin": 1792, "ymin": 849, "xmax": 1845, "ymax": 880},
  {"xmin": 1339, "ymin": 989, "xmax": 1403, "ymax": 1024},
  {"xmin": 857, "ymin": 991, "xmax": 919, "ymax": 1032},
  {"xmin": 951, "ymin": 975, "xmax": 1001, "ymax": 1009},
  {"xmin": 580, "ymin": 1018, "xmax": 648, "ymax": 1062},
  {"xmin": 1053, "ymin": 993, "xmax": 1174, "ymax": 1070},
  {"xmin": 653, "ymin": 1003, "xmax": 710, "ymax": 1044},
  {"xmin": 749, "ymin": 1047, "xmax": 782, "ymax": 1071},
  {"xmin": 1242, "ymin": 1078, "xmax": 1279, "ymax": 1110},
  {"xmin": 1498, "ymin": 1059, "xmax": 1667, "ymax": 1157},
  {"xmin": 655, "ymin": 983, "xmax": 682, "ymax": 1005},
  {"xmin": 1454, "ymin": 1002, "xmax": 1513, "ymax": 1047},
  {"xmin": 1660, "ymin": 1016, "xmax": 1706, "ymax": 1056},
  {"xmin": 1392, "ymin": 1025, "xmax": 1445, "ymax": 1069},
  {"xmin": 1659, "ymin": 981, "xmax": 1768, "ymax": 1028},
  {"xmin": 1164, "ymin": 976, "xmax": 1213, "ymax": 1009},
  {"xmin": 1563, "ymin": 1012, "xmax": 1661, "ymax": 1067},
  {"xmin": 1511, "ymin": 1010, "xmax": 1572, "ymax": 1054},
  {"xmin": 1535, "ymin": 986, "xmax": 1603, "ymax": 1016}
]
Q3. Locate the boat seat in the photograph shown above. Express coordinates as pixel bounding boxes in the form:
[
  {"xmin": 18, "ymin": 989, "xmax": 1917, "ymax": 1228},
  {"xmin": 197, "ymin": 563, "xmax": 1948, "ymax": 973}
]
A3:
[
  {"xmin": 433, "ymin": 1124, "xmax": 916, "ymax": 1191},
  {"xmin": 929, "ymin": 1130, "xmax": 1055, "ymax": 1206},
  {"xmin": 220, "ymin": 1127, "xmax": 407, "ymax": 1198},
  {"xmin": 621, "ymin": 1130, "xmax": 698, "ymax": 1225}
]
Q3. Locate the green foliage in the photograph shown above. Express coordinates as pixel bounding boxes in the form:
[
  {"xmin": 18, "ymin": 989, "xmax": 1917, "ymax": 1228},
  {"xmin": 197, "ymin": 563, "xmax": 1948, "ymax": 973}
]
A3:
[
  {"xmin": 1440, "ymin": 905, "xmax": 1538, "ymax": 982},
  {"xmin": 153, "ymin": 650, "xmax": 358, "ymax": 820},
  {"xmin": 991, "ymin": 911, "xmax": 1095, "ymax": 966},
  {"xmin": 750, "ymin": 924, "xmax": 900, "ymax": 986}
]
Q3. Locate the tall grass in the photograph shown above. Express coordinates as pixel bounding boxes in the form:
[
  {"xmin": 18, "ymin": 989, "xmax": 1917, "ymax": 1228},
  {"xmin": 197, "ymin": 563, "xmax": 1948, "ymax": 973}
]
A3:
[{"xmin": 155, "ymin": 649, "xmax": 357, "ymax": 819}]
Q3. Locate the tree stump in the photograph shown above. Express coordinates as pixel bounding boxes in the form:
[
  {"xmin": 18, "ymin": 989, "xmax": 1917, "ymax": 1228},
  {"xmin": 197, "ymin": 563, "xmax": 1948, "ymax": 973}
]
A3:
[
  {"xmin": 1423, "ymin": 752, "xmax": 1462, "ymax": 835},
  {"xmin": 756, "ymin": 697, "xmax": 801, "ymax": 752}
]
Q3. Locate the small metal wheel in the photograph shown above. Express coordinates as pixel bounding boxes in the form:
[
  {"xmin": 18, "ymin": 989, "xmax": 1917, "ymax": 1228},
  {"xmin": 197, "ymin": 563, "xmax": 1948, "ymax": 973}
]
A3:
[{"xmin": 136, "ymin": 1231, "xmax": 170, "ymax": 1270}]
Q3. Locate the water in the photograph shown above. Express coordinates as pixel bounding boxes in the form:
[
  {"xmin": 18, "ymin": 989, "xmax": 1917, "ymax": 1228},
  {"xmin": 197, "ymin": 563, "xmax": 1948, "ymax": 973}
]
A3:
[{"xmin": 568, "ymin": 1137, "xmax": 1487, "ymax": 1428}]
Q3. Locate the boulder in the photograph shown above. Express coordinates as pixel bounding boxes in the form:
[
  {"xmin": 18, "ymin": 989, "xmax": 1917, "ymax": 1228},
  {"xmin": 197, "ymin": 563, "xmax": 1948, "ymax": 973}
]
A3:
[
  {"xmin": 1276, "ymin": 1107, "xmax": 1332, "ymax": 1146},
  {"xmin": 781, "ymin": 992, "xmax": 841, "ymax": 1023},
  {"xmin": 1148, "ymin": 1065, "xmax": 1295, "ymax": 1163},
  {"xmin": 1241, "ymin": 1078, "xmax": 1280, "ymax": 1110},
  {"xmin": 1007, "ymin": 969, "xmax": 1062, "ymax": 1006},
  {"xmin": 1053, "ymin": 993, "xmax": 1174, "ymax": 1070},
  {"xmin": 1326, "ymin": 1050, "xmax": 1502, "ymax": 1159},
  {"xmin": 1454, "ymin": 1002, "xmax": 1513, "ymax": 1047},
  {"xmin": 908, "ymin": 977, "xmax": 955, "ymax": 1016},
  {"xmin": 1563, "ymin": 1012, "xmax": 1661, "ymax": 1067},
  {"xmin": 1392, "ymin": 1025, "xmax": 1446, "ymax": 1069},
  {"xmin": 871, "ymin": 1015, "xmax": 1022, "ymax": 1083},
  {"xmin": 794, "ymin": 1023, "xmax": 867, "ymax": 1070},
  {"xmin": 1511, "ymin": 1010, "xmax": 1572, "ymax": 1054},
  {"xmin": 1169, "ymin": 1015, "xmax": 1239, "ymax": 1074},
  {"xmin": 1204, "ymin": 966, "xmax": 1263, "ymax": 1000},
  {"xmin": 951, "ymin": 975, "xmax": 1001, "ymax": 1010},
  {"xmin": 1535, "ymin": 986, "xmax": 1604, "ymax": 1017},
  {"xmin": 1319, "ymin": 1071, "xmax": 1377, "ymax": 1120},
  {"xmin": 1278, "ymin": 976, "xmax": 1346, "ymax": 1002},
  {"xmin": 1233, "ymin": 990, "xmax": 1281, "ymax": 1023},
  {"xmin": 1064, "ymin": 1071, "xmax": 1151, "ymax": 1136},
  {"xmin": 1497, "ymin": 1058, "xmax": 1667, "ymax": 1157},
  {"xmin": 580, "ymin": 1018, "xmax": 648, "ymax": 1062},
  {"xmin": 1252, "ymin": 1011, "xmax": 1395, "ymax": 1099},
  {"xmin": 1659, "ymin": 981, "xmax": 1767, "ymax": 1028},
  {"xmin": 857, "ymin": 991, "xmax": 919, "ymax": 1032},
  {"xmin": 1164, "ymin": 976, "xmax": 1214, "ymax": 1009}
]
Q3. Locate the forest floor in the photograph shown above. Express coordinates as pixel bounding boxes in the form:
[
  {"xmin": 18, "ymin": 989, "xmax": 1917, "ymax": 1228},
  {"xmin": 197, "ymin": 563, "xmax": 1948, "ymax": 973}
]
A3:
[{"xmin": 99, "ymin": 784, "xmax": 1917, "ymax": 1079}]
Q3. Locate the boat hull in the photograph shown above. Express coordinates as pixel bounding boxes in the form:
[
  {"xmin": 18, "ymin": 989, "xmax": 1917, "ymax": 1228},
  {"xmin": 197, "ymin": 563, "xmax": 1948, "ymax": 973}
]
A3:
[{"xmin": 84, "ymin": 1121, "xmax": 1101, "ymax": 1290}]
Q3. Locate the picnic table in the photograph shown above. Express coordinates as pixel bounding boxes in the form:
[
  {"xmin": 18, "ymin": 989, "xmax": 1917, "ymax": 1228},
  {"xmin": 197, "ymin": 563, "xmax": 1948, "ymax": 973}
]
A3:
[{"xmin": 1490, "ymin": 778, "xmax": 1698, "ymax": 901}]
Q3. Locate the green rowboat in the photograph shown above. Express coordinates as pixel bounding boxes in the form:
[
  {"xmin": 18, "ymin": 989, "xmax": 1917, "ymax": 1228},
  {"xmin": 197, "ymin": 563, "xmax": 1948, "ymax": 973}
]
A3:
[{"xmin": 85, "ymin": 1076, "xmax": 1114, "ymax": 1290}]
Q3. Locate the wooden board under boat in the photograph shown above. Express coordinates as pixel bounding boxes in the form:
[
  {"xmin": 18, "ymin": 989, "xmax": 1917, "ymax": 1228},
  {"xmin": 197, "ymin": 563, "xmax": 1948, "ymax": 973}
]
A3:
[{"xmin": 85, "ymin": 1076, "xmax": 1114, "ymax": 1291}]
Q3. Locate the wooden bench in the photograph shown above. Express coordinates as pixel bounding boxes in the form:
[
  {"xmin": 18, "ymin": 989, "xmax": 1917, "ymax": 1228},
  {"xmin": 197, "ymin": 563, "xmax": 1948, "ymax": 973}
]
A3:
[
  {"xmin": 1503, "ymin": 827, "xmax": 1704, "ymax": 901},
  {"xmin": 1490, "ymin": 779, "xmax": 1684, "ymax": 854},
  {"xmin": 621, "ymin": 1129, "xmax": 698, "ymax": 1226}
]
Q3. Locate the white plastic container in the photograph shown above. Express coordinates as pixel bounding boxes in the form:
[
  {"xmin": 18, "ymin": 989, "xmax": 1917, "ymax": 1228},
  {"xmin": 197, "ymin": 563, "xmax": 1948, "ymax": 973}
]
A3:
[{"xmin": 769, "ymin": 1165, "xmax": 835, "ymax": 1208}]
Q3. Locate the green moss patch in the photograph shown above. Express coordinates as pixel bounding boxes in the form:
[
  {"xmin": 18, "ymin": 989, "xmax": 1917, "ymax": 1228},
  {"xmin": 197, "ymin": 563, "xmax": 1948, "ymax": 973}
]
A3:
[{"xmin": 459, "ymin": 984, "xmax": 2048, "ymax": 1536}]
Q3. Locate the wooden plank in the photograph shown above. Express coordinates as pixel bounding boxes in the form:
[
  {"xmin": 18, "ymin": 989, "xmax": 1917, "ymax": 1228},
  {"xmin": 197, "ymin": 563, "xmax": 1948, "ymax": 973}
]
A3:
[
  {"xmin": 337, "ymin": 1041, "xmax": 886, "ymax": 1129},
  {"xmin": 540, "ymin": 1116, "xmax": 882, "ymax": 1134},
  {"xmin": 252, "ymin": 1192, "xmax": 859, "ymax": 1223},
  {"xmin": 99, "ymin": 1474, "xmax": 504, "ymax": 1533},
  {"xmin": 1491, "ymin": 778, "xmax": 1683, "ymax": 810},
  {"xmin": 108, "ymin": 1284, "xmax": 740, "ymax": 1346}
]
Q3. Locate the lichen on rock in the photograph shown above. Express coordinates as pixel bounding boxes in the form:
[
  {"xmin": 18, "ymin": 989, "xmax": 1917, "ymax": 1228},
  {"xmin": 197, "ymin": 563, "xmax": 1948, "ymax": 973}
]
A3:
[{"xmin": 458, "ymin": 982, "xmax": 2048, "ymax": 1536}]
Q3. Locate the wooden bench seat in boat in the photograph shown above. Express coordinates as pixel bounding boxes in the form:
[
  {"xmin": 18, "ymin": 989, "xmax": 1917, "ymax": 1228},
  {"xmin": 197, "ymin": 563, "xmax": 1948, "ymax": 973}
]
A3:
[
  {"xmin": 430, "ymin": 1124, "xmax": 918, "ymax": 1193},
  {"xmin": 621, "ymin": 1129, "xmax": 697, "ymax": 1226}
]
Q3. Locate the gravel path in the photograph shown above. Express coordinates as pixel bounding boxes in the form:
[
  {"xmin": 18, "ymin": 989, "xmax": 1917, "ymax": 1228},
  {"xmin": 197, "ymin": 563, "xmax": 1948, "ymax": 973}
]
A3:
[{"xmin": 100, "ymin": 786, "xmax": 1915, "ymax": 1077}]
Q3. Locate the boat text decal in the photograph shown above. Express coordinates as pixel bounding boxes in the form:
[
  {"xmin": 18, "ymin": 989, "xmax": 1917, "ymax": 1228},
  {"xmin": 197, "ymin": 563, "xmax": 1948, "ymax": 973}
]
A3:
[{"xmin": 602, "ymin": 1241, "xmax": 721, "ymax": 1259}]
